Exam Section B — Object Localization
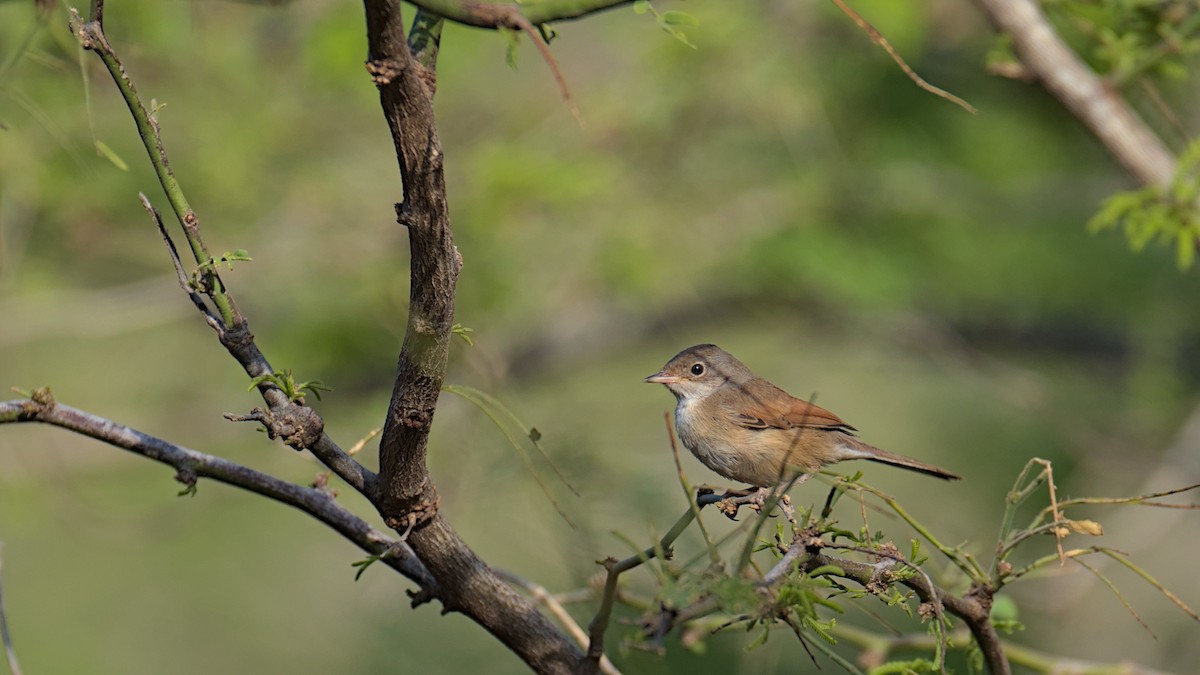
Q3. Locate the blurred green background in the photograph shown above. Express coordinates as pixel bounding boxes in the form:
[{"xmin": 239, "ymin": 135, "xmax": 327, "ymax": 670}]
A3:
[{"xmin": 2, "ymin": 0, "xmax": 1199, "ymax": 672}]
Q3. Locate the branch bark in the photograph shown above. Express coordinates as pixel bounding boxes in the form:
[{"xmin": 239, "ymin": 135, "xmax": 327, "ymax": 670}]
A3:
[
  {"xmin": 362, "ymin": 1, "xmax": 587, "ymax": 672},
  {"xmin": 0, "ymin": 394, "xmax": 435, "ymax": 593},
  {"xmin": 971, "ymin": 0, "xmax": 1176, "ymax": 187}
]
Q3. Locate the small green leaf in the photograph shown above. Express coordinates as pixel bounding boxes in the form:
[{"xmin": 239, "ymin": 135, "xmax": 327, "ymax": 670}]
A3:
[
  {"xmin": 661, "ymin": 25, "xmax": 697, "ymax": 48},
  {"xmin": 1177, "ymin": 229, "xmax": 1196, "ymax": 269},
  {"xmin": 633, "ymin": 0, "xmax": 651, "ymax": 15},
  {"xmin": 503, "ymin": 29, "xmax": 520, "ymax": 70},
  {"xmin": 94, "ymin": 140, "xmax": 129, "ymax": 171},
  {"xmin": 660, "ymin": 10, "xmax": 699, "ymax": 27},
  {"xmin": 451, "ymin": 323, "xmax": 475, "ymax": 346},
  {"xmin": 352, "ymin": 553, "xmax": 382, "ymax": 581}
]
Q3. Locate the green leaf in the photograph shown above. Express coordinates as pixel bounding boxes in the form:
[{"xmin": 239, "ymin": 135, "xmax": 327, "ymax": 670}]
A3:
[
  {"xmin": 94, "ymin": 139, "xmax": 129, "ymax": 171},
  {"xmin": 633, "ymin": 0, "xmax": 651, "ymax": 15},
  {"xmin": 1177, "ymin": 229, "xmax": 1195, "ymax": 269},
  {"xmin": 351, "ymin": 554, "xmax": 382, "ymax": 581},
  {"xmin": 660, "ymin": 10, "xmax": 699, "ymax": 27},
  {"xmin": 660, "ymin": 25, "xmax": 697, "ymax": 49},
  {"xmin": 451, "ymin": 323, "xmax": 475, "ymax": 346},
  {"xmin": 503, "ymin": 29, "xmax": 520, "ymax": 70}
]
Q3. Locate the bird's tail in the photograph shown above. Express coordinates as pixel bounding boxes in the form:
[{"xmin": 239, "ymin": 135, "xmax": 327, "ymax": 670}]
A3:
[{"xmin": 837, "ymin": 438, "xmax": 961, "ymax": 480}]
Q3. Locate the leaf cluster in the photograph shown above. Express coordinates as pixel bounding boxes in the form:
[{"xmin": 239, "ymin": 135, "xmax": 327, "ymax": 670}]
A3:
[
  {"xmin": 1049, "ymin": 0, "xmax": 1200, "ymax": 83},
  {"xmin": 1089, "ymin": 139, "xmax": 1200, "ymax": 269}
]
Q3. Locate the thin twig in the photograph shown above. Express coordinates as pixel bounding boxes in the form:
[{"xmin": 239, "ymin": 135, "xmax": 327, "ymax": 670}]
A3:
[
  {"xmin": 586, "ymin": 495, "xmax": 724, "ymax": 661},
  {"xmin": 1073, "ymin": 557, "xmax": 1155, "ymax": 639},
  {"xmin": 664, "ymin": 412, "xmax": 719, "ymax": 563},
  {"xmin": 831, "ymin": 0, "xmax": 977, "ymax": 114},
  {"xmin": 822, "ymin": 541, "xmax": 949, "ymax": 674},
  {"xmin": 495, "ymin": 569, "xmax": 622, "ymax": 675},
  {"xmin": 513, "ymin": 17, "xmax": 582, "ymax": 126},
  {"xmin": 0, "ymin": 542, "xmax": 24, "ymax": 675},
  {"xmin": 1099, "ymin": 549, "xmax": 1200, "ymax": 624}
]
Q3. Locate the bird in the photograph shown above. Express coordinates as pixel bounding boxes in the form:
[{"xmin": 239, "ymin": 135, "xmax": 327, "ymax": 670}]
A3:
[{"xmin": 645, "ymin": 344, "xmax": 961, "ymax": 493}]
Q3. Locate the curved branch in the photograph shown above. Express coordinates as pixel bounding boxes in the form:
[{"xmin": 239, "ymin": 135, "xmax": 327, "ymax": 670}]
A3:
[
  {"xmin": 0, "ymin": 395, "xmax": 435, "ymax": 593},
  {"xmin": 400, "ymin": 0, "xmax": 632, "ymax": 30},
  {"xmin": 362, "ymin": 1, "xmax": 586, "ymax": 672},
  {"xmin": 971, "ymin": 0, "xmax": 1175, "ymax": 187},
  {"xmin": 798, "ymin": 541, "xmax": 1010, "ymax": 675}
]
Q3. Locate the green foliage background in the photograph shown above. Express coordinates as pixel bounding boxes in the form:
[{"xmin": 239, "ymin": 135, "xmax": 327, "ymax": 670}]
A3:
[{"xmin": 1, "ymin": 0, "xmax": 1198, "ymax": 672}]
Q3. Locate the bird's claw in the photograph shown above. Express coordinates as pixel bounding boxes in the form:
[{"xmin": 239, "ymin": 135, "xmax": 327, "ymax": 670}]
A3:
[{"xmin": 709, "ymin": 487, "xmax": 796, "ymax": 524}]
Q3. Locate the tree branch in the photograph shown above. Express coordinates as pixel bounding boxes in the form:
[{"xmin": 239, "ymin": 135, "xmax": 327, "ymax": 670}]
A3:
[
  {"xmin": 362, "ymin": 1, "xmax": 586, "ymax": 672},
  {"xmin": 0, "ymin": 394, "xmax": 436, "ymax": 594},
  {"xmin": 69, "ymin": 4, "xmax": 379, "ymax": 500},
  {"xmin": 971, "ymin": 0, "xmax": 1176, "ymax": 187},
  {"xmin": 795, "ymin": 538, "xmax": 1009, "ymax": 675},
  {"xmin": 400, "ymin": 0, "xmax": 632, "ymax": 30}
]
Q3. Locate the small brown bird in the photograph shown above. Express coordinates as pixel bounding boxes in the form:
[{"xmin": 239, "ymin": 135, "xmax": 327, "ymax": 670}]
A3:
[{"xmin": 645, "ymin": 344, "xmax": 961, "ymax": 489}]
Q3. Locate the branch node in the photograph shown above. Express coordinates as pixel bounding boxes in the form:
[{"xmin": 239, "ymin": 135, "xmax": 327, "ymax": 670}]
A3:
[
  {"xmin": 311, "ymin": 472, "xmax": 338, "ymax": 499},
  {"xmin": 30, "ymin": 386, "xmax": 55, "ymax": 408},
  {"xmin": 224, "ymin": 404, "xmax": 324, "ymax": 451},
  {"xmin": 366, "ymin": 58, "xmax": 406, "ymax": 87},
  {"xmin": 174, "ymin": 467, "xmax": 198, "ymax": 490},
  {"xmin": 395, "ymin": 202, "xmax": 412, "ymax": 228},
  {"xmin": 218, "ymin": 321, "xmax": 255, "ymax": 350},
  {"xmin": 384, "ymin": 494, "xmax": 441, "ymax": 538},
  {"xmin": 407, "ymin": 586, "xmax": 437, "ymax": 608}
]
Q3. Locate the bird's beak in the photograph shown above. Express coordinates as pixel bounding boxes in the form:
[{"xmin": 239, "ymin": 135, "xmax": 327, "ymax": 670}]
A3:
[{"xmin": 643, "ymin": 371, "xmax": 679, "ymax": 384}]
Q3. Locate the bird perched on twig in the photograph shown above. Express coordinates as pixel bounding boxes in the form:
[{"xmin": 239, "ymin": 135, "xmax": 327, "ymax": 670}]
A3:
[{"xmin": 645, "ymin": 344, "xmax": 961, "ymax": 500}]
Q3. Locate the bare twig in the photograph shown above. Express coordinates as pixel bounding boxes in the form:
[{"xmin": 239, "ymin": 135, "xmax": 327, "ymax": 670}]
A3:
[
  {"xmin": 1099, "ymin": 549, "xmax": 1200, "ymax": 624},
  {"xmin": 831, "ymin": 0, "xmax": 976, "ymax": 114},
  {"xmin": 586, "ymin": 494, "xmax": 725, "ymax": 662},
  {"xmin": 0, "ymin": 542, "xmax": 24, "ymax": 675},
  {"xmin": 1073, "ymin": 557, "xmax": 1155, "ymax": 639},
  {"xmin": 0, "ymin": 395, "xmax": 435, "ymax": 593},
  {"xmin": 664, "ymin": 413, "xmax": 719, "ymax": 563},
  {"xmin": 496, "ymin": 569, "xmax": 622, "ymax": 675}
]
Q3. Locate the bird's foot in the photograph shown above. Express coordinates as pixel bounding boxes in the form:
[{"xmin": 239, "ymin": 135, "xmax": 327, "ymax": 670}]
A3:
[{"xmin": 712, "ymin": 487, "xmax": 795, "ymax": 523}]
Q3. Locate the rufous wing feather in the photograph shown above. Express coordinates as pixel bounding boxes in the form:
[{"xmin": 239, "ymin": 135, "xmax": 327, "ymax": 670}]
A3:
[{"xmin": 729, "ymin": 378, "xmax": 858, "ymax": 434}]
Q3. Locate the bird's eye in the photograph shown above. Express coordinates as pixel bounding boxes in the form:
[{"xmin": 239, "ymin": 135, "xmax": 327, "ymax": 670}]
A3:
[{"xmin": 690, "ymin": 363, "xmax": 705, "ymax": 376}]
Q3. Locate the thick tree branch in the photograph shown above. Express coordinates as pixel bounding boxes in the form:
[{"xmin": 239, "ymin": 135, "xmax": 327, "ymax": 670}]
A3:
[
  {"xmin": 362, "ymin": 1, "xmax": 586, "ymax": 672},
  {"xmin": 971, "ymin": 0, "xmax": 1176, "ymax": 187},
  {"xmin": 0, "ymin": 394, "xmax": 435, "ymax": 594}
]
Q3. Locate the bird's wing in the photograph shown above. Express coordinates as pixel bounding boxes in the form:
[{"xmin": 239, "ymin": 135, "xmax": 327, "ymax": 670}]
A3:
[{"xmin": 727, "ymin": 379, "xmax": 858, "ymax": 434}]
